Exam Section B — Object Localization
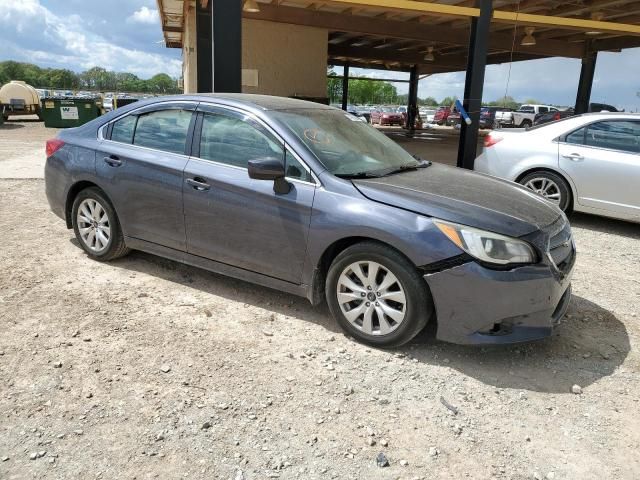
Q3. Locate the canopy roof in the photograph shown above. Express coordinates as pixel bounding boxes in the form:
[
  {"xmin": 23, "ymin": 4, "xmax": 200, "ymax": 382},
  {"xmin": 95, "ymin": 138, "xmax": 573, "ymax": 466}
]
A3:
[{"xmin": 158, "ymin": 0, "xmax": 640, "ymax": 73}]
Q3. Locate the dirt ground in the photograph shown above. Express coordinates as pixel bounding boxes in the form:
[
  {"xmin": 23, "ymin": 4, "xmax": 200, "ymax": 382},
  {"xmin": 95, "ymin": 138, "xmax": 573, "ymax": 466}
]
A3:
[{"xmin": 0, "ymin": 119, "xmax": 639, "ymax": 480}]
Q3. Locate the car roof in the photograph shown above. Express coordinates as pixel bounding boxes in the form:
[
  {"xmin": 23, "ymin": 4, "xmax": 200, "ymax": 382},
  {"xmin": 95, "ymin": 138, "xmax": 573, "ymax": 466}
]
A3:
[
  {"xmin": 133, "ymin": 93, "xmax": 334, "ymax": 112},
  {"xmin": 577, "ymin": 112, "xmax": 637, "ymax": 119}
]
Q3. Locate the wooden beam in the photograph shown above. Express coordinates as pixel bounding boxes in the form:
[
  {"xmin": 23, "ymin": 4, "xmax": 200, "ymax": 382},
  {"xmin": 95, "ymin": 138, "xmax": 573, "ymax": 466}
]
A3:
[
  {"xmin": 322, "ymin": 0, "xmax": 640, "ymax": 36},
  {"xmin": 244, "ymin": 4, "xmax": 584, "ymax": 57},
  {"xmin": 163, "ymin": 25, "xmax": 183, "ymax": 33},
  {"xmin": 492, "ymin": 10, "xmax": 640, "ymax": 36},
  {"xmin": 331, "ymin": 43, "xmax": 546, "ymax": 66}
]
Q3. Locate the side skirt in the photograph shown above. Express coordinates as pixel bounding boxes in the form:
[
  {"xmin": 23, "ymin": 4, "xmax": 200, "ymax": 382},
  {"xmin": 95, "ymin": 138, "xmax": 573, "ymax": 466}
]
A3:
[{"xmin": 125, "ymin": 237, "xmax": 311, "ymax": 300}]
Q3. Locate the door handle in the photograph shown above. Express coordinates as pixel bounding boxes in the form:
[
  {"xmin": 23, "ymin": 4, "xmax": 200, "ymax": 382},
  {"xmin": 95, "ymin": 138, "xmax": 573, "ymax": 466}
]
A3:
[
  {"xmin": 186, "ymin": 177, "xmax": 211, "ymax": 191},
  {"xmin": 562, "ymin": 153, "xmax": 584, "ymax": 162},
  {"xmin": 103, "ymin": 155, "xmax": 122, "ymax": 167}
]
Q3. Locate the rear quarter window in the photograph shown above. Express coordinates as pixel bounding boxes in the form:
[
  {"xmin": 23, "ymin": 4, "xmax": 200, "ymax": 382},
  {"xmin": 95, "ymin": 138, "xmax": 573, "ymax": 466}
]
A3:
[{"xmin": 110, "ymin": 115, "xmax": 136, "ymax": 144}]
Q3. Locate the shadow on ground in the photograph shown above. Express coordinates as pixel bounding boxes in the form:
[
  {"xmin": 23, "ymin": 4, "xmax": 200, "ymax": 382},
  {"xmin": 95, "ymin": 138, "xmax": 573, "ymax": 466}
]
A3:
[
  {"xmin": 0, "ymin": 123, "xmax": 25, "ymax": 130},
  {"xmin": 570, "ymin": 212, "xmax": 640, "ymax": 239},
  {"xmin": 83, "ymin": 241, "xmax": 630, "ymax": 395},
  {"xmin": 405, "ymin": 295, "xmax": 629, "ymax": 393}
]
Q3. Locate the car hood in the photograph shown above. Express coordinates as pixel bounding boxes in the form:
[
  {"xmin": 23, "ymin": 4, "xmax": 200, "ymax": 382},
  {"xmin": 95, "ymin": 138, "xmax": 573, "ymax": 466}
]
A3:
[{"xmin": 352, "ymin": 163, "xmax": 561, "ymax": 237}]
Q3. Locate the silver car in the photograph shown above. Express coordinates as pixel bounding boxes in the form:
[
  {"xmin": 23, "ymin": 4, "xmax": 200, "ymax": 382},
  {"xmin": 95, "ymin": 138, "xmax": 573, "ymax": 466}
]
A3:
[{"xmin": 475, "ymin": 113, "xmax": 640, "ymax": 223}]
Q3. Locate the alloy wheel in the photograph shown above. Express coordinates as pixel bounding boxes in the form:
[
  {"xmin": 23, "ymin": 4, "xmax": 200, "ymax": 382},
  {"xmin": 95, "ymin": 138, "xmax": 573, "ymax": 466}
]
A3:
[
  {"xmin": 76, "ymin": 198, "xmax": 111, "ymax": 253},
  {"xmin": 336, "ymin": 261, "xmax": 407, "ymax": 336},
  {"xmin": 523, "ymin": 177, "xmax": 561, "ymax": 204}
]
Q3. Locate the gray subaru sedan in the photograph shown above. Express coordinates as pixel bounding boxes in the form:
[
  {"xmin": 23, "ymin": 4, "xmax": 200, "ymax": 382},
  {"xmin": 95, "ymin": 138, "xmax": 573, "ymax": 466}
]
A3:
[{"xmin": 45, "ymin": 94, "xmax": 575, "ymax": 347}]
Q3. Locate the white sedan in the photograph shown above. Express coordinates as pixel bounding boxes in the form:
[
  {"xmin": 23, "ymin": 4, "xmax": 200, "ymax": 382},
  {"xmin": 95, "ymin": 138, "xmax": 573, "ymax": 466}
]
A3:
[{"xmin": 475, "ymin": 113, "xmax": 640, "ymax": 223}]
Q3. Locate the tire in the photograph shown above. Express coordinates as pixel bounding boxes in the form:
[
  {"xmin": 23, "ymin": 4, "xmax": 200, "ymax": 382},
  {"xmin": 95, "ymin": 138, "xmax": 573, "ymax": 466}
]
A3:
[
  {"xmin": 326, "ymin": 242, "xmax": 433, "ymax": 348},
  {"xmin": 521, "ymin": 119, "xmax": 532, "ymax": 128},
  {"xmin": 519, "ymin": 171, "xmax": 572, "ymax": 212},
  {"xmin": 72, "ymin": 187, "xmax": 130, "ymax": 261}
]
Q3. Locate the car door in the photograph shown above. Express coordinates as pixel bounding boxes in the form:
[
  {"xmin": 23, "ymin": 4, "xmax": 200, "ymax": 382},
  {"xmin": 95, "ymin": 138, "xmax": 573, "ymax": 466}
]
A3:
[
  {"xmin": 96, "ymin": 102, "xmax": 197, "ymax": 251},
  {"xmin": 182, "ymin": 105, "xmax": 316, "ymax": 284},
  {"xmin": 558, "ymin": 119, "xmax": 640, "ymax": 217}
]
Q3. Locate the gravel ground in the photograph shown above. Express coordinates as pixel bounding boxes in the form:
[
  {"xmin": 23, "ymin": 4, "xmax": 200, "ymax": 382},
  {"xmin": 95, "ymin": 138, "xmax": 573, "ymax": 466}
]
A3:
[{"xmin": 0, "ymin": 121, "xmax": 639, "ymax": 480}]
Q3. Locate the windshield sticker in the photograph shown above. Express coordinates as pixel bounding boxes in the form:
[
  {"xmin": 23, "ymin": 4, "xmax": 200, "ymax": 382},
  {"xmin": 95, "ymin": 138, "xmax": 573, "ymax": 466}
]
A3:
[{"xmin": 304, "ymin": 129, "xmax": 333, "ymax": 145}]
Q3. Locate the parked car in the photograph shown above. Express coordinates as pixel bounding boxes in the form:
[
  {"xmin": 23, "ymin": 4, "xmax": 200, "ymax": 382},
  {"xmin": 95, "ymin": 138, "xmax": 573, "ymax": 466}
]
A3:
[
  {"xmin": 45, "ymin": 94, "xmax": 574, "ymax": 347},
  {"xmin": 396, "ymin": 105, "xmax": 408, "ymax": 123},
  {"xmin": 496, "ymin": 104, "xmax": 558, "ymax": 128},
  {"xmin": 433, "ymin": 106, "xmax": 451, "ymax": 125},
  {"xmin": 446, "ymin": 109, "xmax": 461, "ymax": 126},
  {"xmin": 475, "ymin": 113, "xmax": 640, "ymax": 223},
  {"xmin": 419, "ymin": 108, "xmax": 436, "ymax": 123},
  {"xmin": 534, "ymin": 103, "xmax": 619, "ymax": 126},
  {"xmin": 370, "ymin": 106, "xmax": 403, "ymax": 126},
  {"xmin": 480, "ymin": 106, "xmax": 513, "ymax": 129},
  {"xmin": 354, "ymin": 106, "xmax": 372, "ymax": 123}
]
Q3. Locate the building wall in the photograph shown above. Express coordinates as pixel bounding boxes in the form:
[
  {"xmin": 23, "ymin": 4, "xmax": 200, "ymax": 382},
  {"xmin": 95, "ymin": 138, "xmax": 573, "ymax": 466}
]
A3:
[
  {"xmin": 182, "ymin": 2, "xmax": 198, "ymax": 94},
  {"xmin": 182, "ymin": 16, "xmax": 328, "ymax": 98},
  {"xmin": 241, "ymin": 19, "xmax": 328, "ymax": 99}
]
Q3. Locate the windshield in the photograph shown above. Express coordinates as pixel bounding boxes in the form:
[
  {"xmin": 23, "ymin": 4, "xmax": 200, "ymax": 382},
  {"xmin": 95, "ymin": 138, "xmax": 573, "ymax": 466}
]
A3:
[{"xmin": 273, "ymin": 108, "xmax": 419, "ymax": 177}]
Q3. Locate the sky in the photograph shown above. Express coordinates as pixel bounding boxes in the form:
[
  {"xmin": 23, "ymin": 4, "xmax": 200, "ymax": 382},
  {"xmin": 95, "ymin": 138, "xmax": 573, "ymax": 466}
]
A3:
[{"xmin": 0, "ymin": 0, "xmax": 638, "ymax": 111}]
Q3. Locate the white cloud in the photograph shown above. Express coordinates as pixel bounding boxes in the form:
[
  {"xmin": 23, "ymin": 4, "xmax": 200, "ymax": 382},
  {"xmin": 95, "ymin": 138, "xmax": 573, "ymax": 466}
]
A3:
[
  {"xmin": 0, "ymin": 0, "xmax": 180, "ymax": 79},
  {"xmin": 127, "ymin": 6, "xmax": 159, "ymax": 25}
]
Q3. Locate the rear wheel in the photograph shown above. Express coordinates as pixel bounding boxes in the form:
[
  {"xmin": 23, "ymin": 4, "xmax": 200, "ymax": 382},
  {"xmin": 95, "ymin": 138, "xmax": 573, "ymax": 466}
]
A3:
[
  {"xmin": 72, "ymin": 187, "xmax": 130, "ymax": 261},
  {"xmin": 519, "ymin": 171, "xmax": 572, "ymax": 212},
  {"xmin": 521, "ymin": 119, "xmax": 532, "ymax": 128},
  {"xmin": 326, "ymin": 242, "xmax": 433, "ymax": 348}
]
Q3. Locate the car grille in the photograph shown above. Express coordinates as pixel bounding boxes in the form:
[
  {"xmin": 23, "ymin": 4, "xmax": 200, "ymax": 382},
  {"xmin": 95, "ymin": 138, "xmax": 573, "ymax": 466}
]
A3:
[{"xmin": 547, "ymin": 219, "xmax": 574, "ymax": 274}]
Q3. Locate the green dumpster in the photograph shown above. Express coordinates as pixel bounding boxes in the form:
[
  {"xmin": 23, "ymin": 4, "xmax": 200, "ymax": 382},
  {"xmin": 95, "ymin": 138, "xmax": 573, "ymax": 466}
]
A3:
[{"xmin": 41, "ymin": 97, "xmax": 101, "ymax": 128}]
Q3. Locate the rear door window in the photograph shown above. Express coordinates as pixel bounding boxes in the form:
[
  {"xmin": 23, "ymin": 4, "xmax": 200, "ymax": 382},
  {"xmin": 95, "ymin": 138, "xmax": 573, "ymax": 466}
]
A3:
[
  {"xmin": 133, "ymin": 109, "xmax": 193, "ymax": 155},
  {"xmin": 585, "ymin": 120, "xmax": 640, "ymax": 154}
]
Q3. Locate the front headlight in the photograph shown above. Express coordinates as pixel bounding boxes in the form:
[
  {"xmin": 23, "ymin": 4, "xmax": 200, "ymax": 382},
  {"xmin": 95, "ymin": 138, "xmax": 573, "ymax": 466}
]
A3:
[{"xmin": 434, "ymin": 220, "xmax": 536, "ymax": 265}]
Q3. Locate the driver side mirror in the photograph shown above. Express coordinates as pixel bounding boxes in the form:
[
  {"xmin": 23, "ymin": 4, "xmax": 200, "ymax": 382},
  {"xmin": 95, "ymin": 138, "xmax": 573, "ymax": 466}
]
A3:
[{"xmin": 247, "ymin": 157, "xmax": 291, "ymax": 194}]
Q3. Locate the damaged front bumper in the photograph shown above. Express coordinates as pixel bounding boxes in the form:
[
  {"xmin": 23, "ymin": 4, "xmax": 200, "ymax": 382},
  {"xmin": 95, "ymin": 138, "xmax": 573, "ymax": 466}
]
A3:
[{"xmin": 424, "ymin": 257, "xmax": 574, "ymax": 345}]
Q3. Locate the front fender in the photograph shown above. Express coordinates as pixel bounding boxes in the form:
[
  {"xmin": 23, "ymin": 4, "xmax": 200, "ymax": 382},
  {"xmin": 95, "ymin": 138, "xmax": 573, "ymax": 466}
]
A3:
[{"xmin": 302, "ymin": 180, "xmax": 463, "ymax": 291}]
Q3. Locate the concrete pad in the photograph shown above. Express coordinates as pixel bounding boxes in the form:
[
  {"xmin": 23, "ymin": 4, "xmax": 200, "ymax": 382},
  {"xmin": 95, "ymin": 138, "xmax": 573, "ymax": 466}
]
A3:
[{"xmin": 0, "ymin": 117, "xmax": 59, "ymax": 179}]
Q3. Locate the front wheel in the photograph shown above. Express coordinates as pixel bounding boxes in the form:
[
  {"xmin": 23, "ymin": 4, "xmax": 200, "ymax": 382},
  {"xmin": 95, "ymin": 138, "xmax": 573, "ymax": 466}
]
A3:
[
  {"xmin": 519, "ymin": 171, "xmax": 572, "ymax": 212},
  {"xmin": 326, "ymin": 242, "xmax": 433, "ymax": 348},
  {"xmin": 72, "ymin": 187, "xmax": 130, "ymax": 261}
]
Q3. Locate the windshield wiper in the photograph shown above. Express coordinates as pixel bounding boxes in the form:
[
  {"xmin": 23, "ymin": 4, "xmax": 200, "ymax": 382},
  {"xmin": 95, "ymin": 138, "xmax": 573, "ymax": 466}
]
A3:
[
  {"xmin": 378, "ymin": 159, "xmax": 432, "ymax": 176},
  {"xmin": 335, "ymin": 159, "xmax": 431, "ymax": 179},
  {"xmin": 335, "ymin": 171, "xmax": 385, "ymax": 179}
]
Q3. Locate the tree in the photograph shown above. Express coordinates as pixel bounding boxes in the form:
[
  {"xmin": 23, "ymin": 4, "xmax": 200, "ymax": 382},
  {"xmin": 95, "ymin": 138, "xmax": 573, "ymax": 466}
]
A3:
[
  {"xmin": 327, "ymin": 68, "xmax": 342, "ymax": 104},
  {"xmin": 148, "ymin": 73, "xmax": 176, "ymax": 93},
  {"xmin": 487, "ymin": 95, "xmax": 520, "ymax": 110},
  {"xmin": 440, "ymin": 96, "xmax": 458, "ymax": 107},
  {"xmin": 0, "ymin": 60, "xmax": 180, "ymax": 94},
  {"xmin": 420, "ymin": 96, "xmax": 438, "ymax": 106},
  {"xmin": 326, "ymin": 69, "xmax": 399, "ymax": 105}
]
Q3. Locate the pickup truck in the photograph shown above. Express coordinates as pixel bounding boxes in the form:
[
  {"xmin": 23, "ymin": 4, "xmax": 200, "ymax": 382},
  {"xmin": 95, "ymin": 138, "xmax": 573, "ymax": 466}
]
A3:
[{"xmin": 495, "ymin": 104, "xmax": 558, "ymax": 128}]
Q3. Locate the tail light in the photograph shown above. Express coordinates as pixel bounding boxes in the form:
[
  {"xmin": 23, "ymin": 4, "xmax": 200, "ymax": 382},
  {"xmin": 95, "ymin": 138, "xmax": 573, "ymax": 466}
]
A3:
[
  {"xmin": 46, "ymin": 139, "xmax": 65, "ymax": 157},
  {"xmin": 553, "ymin": 112, "xmax": 561, "ymax": 121},
  {"xmin": 484, "ymin": 133, "xmax": 503, "ymax": 148}
]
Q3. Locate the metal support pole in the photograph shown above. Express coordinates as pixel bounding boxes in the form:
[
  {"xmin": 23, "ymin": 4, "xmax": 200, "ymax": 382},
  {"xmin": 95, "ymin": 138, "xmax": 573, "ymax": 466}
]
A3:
[
  {"xmin": 574, "ymin": 50, "xmax": 597, "ymax": 115},
  {"xmin": 212, "ymin": 0, "xmax": 242, "ymax": 92},
  {"xmin": 341, "ymin": 64, "xmax": 350, "ymax": 111},
  {"xmin": 406, "ymin": 64, "xmax": 419, "ymax": 134},
  {"xmin": 456, "ymin": 0, "xmax": 492, "ymax": 170},
  {"xmin": 196, "ymin": 0, "xmax": 213, "ymax": 92}
]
